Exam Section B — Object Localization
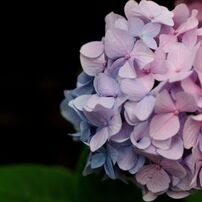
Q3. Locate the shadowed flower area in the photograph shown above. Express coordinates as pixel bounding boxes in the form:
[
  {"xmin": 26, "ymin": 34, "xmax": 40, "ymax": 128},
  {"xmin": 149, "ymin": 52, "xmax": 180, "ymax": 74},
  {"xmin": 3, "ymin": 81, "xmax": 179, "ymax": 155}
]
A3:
[{"xmin": 175, "ymin": 0, "xmax": 202, "ymax": 24}]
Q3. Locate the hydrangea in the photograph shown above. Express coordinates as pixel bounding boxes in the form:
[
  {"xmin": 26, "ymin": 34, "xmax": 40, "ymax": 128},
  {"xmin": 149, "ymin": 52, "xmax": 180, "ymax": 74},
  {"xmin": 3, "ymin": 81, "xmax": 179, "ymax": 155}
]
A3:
[{"xmin": 61, "ymin": 0, "xmax": 202, "ymax": 201}]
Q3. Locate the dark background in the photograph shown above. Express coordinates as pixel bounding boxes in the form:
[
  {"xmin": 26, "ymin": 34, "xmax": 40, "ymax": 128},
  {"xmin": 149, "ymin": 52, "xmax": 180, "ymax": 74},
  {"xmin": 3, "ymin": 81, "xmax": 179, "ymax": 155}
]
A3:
[{"xmin": 1, "ymin": 0, "xmax": 175, "ymax": 169}]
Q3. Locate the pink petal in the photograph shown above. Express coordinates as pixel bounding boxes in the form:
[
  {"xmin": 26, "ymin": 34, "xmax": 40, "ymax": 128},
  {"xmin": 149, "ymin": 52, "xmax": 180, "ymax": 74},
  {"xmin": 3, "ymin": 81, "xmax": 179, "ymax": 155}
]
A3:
[
  {"xmin": 150, "ymin": 113, "xmax": 180, "ymax": 140},
  {"xmin": 175, "ymin": 92, "xmax": 197, "ymax": 112},
  {"xmin": 159, "ymin": 34, "xmax": 177, "ymax": 53},
  {"xmin": 80, "ymin": 41, "xmax": 104, "ymax": 58},
  {"xmin": 175, "ymin": 11, "xmax": 199, "ymax": 36},
  {"xmin": 173, "ymin": 3, "xmax": 190, "ymax": 26},
  {"xmin": 183, "ymin": 116, "xmax": 201, "ymax": 149},
  {"xmin": 182, "ymin": 29, "xmax": 197, "ymax": 48},
  {"xmin": 194, "ymin": 46, "xmax": 202, "ymax": 72},
  {"xmin": 152, "ymin": 139, "xmax": 172, "ymax": 150},
  {"xmin": 136, "ymin": 164, "xmax": 170, "ymax": 193},
  {"xmin": 181, "ymin": 76, "xmax": 201, "ymax": 95},
  {"xmin": 90, "ymin": 127, "xmax": 109, "ymax": 152},
  {"xmin": 155, "ymin": 90, "xmax": 176, "ymax": 113},
  {"xmin": 167, "ymin": 43, "xmax": 193, "ymax": 72},
  {"xmin": 160, "ymin": 159, "xmax": 187, "ymax": 179},
  {"xmin": 131, "ymin": 40, "xmax": 154, "ymax": 69},
  {"xmin": 168, "ymin": 70, "xmax": 193, "ymax": 83},
  {"xmin": 146, "ymin": 168, "xmax": 170, "ymax": 193}
]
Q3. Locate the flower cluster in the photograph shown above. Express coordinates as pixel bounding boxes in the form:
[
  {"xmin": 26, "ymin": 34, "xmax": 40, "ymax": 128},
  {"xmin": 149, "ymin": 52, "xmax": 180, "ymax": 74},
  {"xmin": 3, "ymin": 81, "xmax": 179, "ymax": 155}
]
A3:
[{"xmin": 61, "ymin": 0, "xmax": 202, "ymax": 201}]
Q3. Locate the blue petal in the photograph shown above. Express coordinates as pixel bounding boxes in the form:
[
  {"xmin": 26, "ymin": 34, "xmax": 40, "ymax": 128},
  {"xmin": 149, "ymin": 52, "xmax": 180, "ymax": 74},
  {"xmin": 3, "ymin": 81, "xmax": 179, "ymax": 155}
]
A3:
[
  {"xmin": 104, "ymin": 157, "xmax": 116, "ymax": 179},
  {"xmin": 91, "ymin": 152, "xmax": 106, "ymax": 169}
]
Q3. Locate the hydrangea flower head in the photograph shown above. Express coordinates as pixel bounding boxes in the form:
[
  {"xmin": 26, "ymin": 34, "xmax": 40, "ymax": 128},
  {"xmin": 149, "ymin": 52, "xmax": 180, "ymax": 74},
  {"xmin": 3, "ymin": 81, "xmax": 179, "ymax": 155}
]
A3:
[{"xmin": 61, "ymin": 0, "xmax": 202, "ymax": 201}]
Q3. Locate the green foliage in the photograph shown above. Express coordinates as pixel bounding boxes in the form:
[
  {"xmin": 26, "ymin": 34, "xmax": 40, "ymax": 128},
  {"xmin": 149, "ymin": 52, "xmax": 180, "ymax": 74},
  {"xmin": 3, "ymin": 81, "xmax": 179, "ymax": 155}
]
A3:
[
  {"xmin": 0, "ymin": 148, "xmax": 200, "ymax": 202},
  {"xmin": 0, "ymin": 165, "xmax": 75, "ymax": 202},
  {"xmin": 186, "ymin": 191, "xmax": 202, "ymax": 202}
]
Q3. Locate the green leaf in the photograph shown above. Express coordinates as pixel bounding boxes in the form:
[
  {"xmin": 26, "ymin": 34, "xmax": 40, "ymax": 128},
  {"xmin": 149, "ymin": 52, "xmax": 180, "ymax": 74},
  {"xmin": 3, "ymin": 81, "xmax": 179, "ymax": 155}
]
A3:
[
  {"xmin": 186, "ymin": 191, "xmax": 202, "ymax": 202},
  {"xmin": 0, "ymin": 165, "xmax": 75, "ymax": 202},
  {"xmin": 0, "ymin": 148, "xmax": 188, "ymax": 202}
]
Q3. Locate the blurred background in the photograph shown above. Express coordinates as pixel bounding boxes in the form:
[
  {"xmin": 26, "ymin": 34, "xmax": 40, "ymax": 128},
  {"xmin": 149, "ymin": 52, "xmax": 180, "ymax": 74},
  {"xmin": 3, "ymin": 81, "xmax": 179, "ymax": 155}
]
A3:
[{"xmin": 0, "ymin": 0, "xmax": 175, "ymax": 169}]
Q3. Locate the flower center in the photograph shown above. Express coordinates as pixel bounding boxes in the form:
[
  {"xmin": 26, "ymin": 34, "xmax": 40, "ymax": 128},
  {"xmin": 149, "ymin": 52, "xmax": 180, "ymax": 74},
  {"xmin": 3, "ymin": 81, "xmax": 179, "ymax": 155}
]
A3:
[
  {"xmin": 173, "ymin": 109, "xmax": 179, "ymax": 115},
  {"xmin": 143, "ymin": 68, "xmax": 151, "ymax": 74}
]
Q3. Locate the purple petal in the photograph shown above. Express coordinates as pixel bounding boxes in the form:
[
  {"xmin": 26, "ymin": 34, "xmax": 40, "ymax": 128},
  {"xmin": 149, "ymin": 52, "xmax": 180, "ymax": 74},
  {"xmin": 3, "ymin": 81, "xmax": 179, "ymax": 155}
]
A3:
[
  {"xmin": 160, "ymin": 159, "xmax": 187, "ymax": 179},
  {"xmin": 118, "ymin": 60, "xmax": 137, "ymax": 79},
  {"xmin": 90, "ymin": 127, "xmax": 109, "ymax": 152},
  {"xmin": 108, "ymin": 114, "xmax": 122, "ymax": 136},
  {"xmin": 157, "ymin": 137, "xmax": 184, "ymax": 160},
  {"xmin": 131, "ymin": 121, "xmax": 151, "ymax": 149},
  {"xmin": 175, "ymin": 92, "xmax": 197, "ymax": 112},
  {"xmin": 150, "ymin": 113, "xmax": 180, "ymax": 140},
  {"xmin": 105, "ymin": 28, "xmax": 135, "ymax": 59},
  {"xmin": 142, "ymin": 22, "xmax": 161, "ymax": 37},
  {"xmin": 128, "ymin": 17, "xmax": 144, "ymax": 37},
  {"xmin": 85, "ymin": 94, "xmax": 115, "ymax": 111},
  {"xmin": 80, "ymin": 41, "xmax": 104, "ymax": 58},
  {"xmin": 117, "ymin": 147, "xmax": 137, "ymax": 171},
  {"xmin": 124, "ymin": 101, "xmax": 140, "ymax": 125},
  {"xmin": 84, "ymin": 105, "xmax": 114, "ymax": 127},
  {"xmin": 121, "ymin": 76, "xmax": 153, "ymax": 101},
  {"xmin": 134, "ymin": 95, "xmax": 155, "ymax": 121},
  {"xmin": 94, "ymin": 73, "xmax": 120, "ymax": 97},
  {"xmin": 129, "ymin": 155, "xmax": 145, "ymax": 174},
  {"xmin": 111, "ymin": 122, "xmax": 133, "ymax": 143},
  {"xmin": 80, "ymin": 54, "xmax": 105, "ymax": 76},
  {"xmin": 142, "ymin": 36, "xmax": 158, "ymax": 50},
  {"xmin": 131, "ymin": 40, "xmax": 154, "ymax": 69},
  {"xmin": 105, "ymin": 12, "xmax": 128, "ymax": 31}
]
